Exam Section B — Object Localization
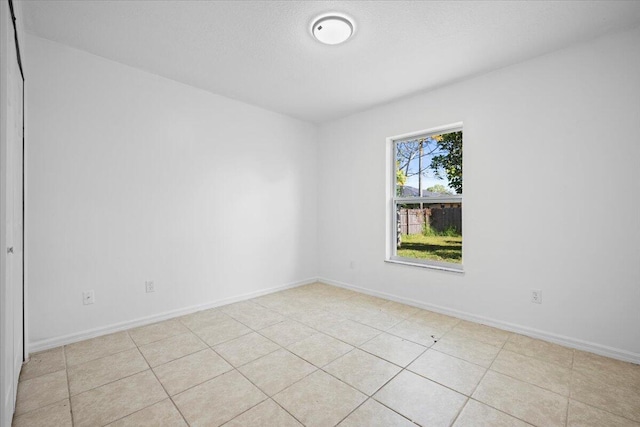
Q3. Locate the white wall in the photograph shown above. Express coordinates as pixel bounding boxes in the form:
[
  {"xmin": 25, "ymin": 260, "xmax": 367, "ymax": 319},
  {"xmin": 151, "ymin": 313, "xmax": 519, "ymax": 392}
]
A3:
[
  {"xmin": 25, "ymin": 35, "xmax": 318, "ymax": 349},
  {"xmin": 318, "ymin": 27, "xmax": 640, "ymax": 360}
]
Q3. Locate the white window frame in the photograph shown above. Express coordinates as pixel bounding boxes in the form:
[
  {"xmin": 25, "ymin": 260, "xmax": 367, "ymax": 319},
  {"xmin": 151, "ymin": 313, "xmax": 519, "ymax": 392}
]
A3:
[{"xmin": 385, "ymin": 122, "xmax": 464, "ymax": 273}]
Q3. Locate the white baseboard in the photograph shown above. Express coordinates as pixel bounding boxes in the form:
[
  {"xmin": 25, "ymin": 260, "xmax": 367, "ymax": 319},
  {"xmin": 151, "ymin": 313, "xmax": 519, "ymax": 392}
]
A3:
[
  {"xmin": 319, "ymin": 277, "xmax": 640, "ymax": 364},
  {"xmin": 28, "ymin": 277, "xmax": 318, "ymax": 353}
]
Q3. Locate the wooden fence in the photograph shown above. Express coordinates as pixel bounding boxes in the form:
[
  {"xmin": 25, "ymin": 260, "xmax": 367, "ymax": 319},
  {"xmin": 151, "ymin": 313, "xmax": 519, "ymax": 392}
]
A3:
[{"xmin": 399, "ymin": 207, "xmax": 462, "ymax": 235}]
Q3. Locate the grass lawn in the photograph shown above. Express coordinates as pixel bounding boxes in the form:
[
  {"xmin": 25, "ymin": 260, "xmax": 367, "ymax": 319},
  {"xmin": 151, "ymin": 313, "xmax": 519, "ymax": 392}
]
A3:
[{"xmin": 397, "ymin": 234, "xmax": 462, "ymax": 264}]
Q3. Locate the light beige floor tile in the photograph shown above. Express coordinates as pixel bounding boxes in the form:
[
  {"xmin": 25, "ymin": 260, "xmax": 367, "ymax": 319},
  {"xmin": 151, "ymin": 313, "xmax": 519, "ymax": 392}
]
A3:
[
  {"xmin": 571, "ymin": 369, "xmax": 640, "ymax": 422},
  {"xmin": 173, "ymin": 370, "xmax": 266, "ymax": 426},
  {"xmin": 269, "ymin": 302, "xmax": 315, "ymax": 317},
  {"xmin": 291, "ymin": 309, "xmax": 343, "ymax": 329},
  {"xmin": 15, "ymin": 370, "xmax": 68, "ymax": 415},
  {"xmin": 503, "ymin": 334, "xmax": 574, "ymax": 368},
  {"xmin": 453, "ymin": 399, "xmax": 530, "ymax": 427},
  {"xmin": 259, "ymin": 320, "xmax": 318, "ymax": 347},
  {"xmin": 19, "ymin": 347, "xmax": 65, "ymax": 382},
  {"xmin": 251, "ymin": 292, "xmax": 294, "ymax": 309},
  {"xmin": 359, "ymin": 333, "xmax": 426, "ymax": 367},
  {"xmin": 106, "ymin": 399, "xmax": 187, "ymax": 426},
  {"xmin": 325, "ymin": 349, "xmax": 401, "ymax": 396},
  {"xmin": 224, "ymin": 399, "xmax": 302, "ymax": 427},
  {"xmin": 327, "ymin": 301, "xmax": 375, "ymax": 320},
  {"xmin": 241, "ymin": 309, "xmax": 287, "ymax": 330},
  {"xmin": 224, "ymin": 303, "xmax": 286, "ymax": 330},
  {"xmin": 387, "ymin": 319, "xmax": 443, "ymax": 346},
  {"xmin": 450, "ymin": 321, "xmax": 511, "ymax": 347},
  {"xmin": 408, "ymin": 310, "xmax": 461, "ymax": 331},
  {"xmin": 491, "ymin": 349, "xmax": 571, "ymax": 396},
  {"xmin": 374, "ymin": 370, "xmax": 467, "ymax": 427},
  {"xmin": 128, "ymin": 319, "xmax": 190, "ymax": 346},
  {"xmin": 239, "ymin": 348, "xmax": 316, "ymax": 395},
  {"xmin": 12, "ymin": 399, "xmax": 72, "ymax": 427},
  {"xmin": 153, "ymin": 349, "xmax": 232, "ymax": 395},
  {"xmin": 65, "ymin": 331, "xmax": 136, "ymax": 367},
  {"xmin": 349, "ymin": 293, "xmax": 389, "ymax": 308},
  {"xmin": 317, "ymin": 300, "xmax": 355, "ymax": 315},
  {"xmin": 318, "ymin": 319, "xmax": 382, "ymax": 346},
  {"xmin": 179, "ymin": 308, "xmax": 231, "ymax": 331},
  {"xmin": 573, "ymin": 350, "xmax": 640, "ymax": 389},
  {"xmin": 273, "ymin": 370, "xmax": 366, "ymax": 427},
  {"xmin": 567, "ymin": 399, "xmax": 640, "ymax": 427},
  {"xmin": 408, "ymin": 349, "xmax": 486, "ymax": 395},
  {"xmin": 71, "ymin": 370, "xmax": 167, "ymax": 427},
  {"xmin": 432, "ymin": 333, "xmax": 501, "ymax": 367},
  {"xmin": 219, "ymin": 300, "xmax": 262, "ymax": 316},
  {"xmin": 191, "ymin": 317, "xmax": 252, "ymax": 346},
  {"xmin": 338, "ymin": 399, "xmax": 414, "ymax": 427},
  {"xmin": 138, "ymin": 332, "xmax": 207, "ymax": 367},
  {"xmin": 68, "ymin": 348, "xmax": 149, "ymax": 395},
  {"xmin": 213, "ymin": 332, "xmax": 280, "ymax": 367},
  {"xmin": 287, "ymin": 332, "xmax": 354, "ymax": 367},
  {"xmin": 378, "ymin": 300, "xmax": 420, "ymax": 318},
  {"xmin": 473, "ymin": 371, "xmax": 567, "ymax": 427},
  {"xmin": 311, "ymin": 283, "xmax": 356, "ymax": 298},
  {"xmin": 356, "ymin": 311, "xmax": 404, "ymax": 331}
]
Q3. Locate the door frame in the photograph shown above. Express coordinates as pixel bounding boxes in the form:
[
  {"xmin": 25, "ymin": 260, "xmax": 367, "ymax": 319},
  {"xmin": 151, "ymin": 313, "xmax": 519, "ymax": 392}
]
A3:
[{"xmin": 1, "ymin": 0, "xmax": 25, "ymax": 423}]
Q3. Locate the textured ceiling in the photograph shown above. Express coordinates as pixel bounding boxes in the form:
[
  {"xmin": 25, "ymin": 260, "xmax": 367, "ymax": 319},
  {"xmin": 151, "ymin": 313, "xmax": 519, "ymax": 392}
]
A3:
[{"xmin": 21, "ymin": 1, "xmax": 640, "ymax": 123}]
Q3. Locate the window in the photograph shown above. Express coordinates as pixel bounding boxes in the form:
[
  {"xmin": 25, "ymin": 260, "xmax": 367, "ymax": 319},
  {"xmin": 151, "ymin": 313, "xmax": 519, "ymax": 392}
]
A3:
[{"xmin": 387, "ymin": 123, "xmax": 463, "ymax": 271}]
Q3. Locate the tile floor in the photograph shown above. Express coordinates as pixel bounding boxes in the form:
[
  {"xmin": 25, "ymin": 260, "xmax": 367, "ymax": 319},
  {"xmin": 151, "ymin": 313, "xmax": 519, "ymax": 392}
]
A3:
[{"xmin": 12, "ymin": 282, "xmax": 640, "ymax": 427}]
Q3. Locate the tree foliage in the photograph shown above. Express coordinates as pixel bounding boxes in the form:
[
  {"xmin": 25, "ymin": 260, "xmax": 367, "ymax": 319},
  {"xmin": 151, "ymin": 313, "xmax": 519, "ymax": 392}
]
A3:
[
  {"xmin": 431, "ymin": 131, "xmax": 463, "ymax": 194},
  {"xmin": 426, "ymin": 184, "xmax": 452, "ymax": 194},
  {"xmin": 395, "ymin": 130, "xmax": 463, "ymax": 194},
  {"xmin": 396, "ymin": 162, "xmax": 407, "ymax": 196}
]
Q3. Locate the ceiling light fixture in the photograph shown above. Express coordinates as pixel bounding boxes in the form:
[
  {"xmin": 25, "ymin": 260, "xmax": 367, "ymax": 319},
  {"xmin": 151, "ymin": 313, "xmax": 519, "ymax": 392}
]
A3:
[{"xmin": 311, "ymin": 14, "xmax": 354, "ymax": 45}]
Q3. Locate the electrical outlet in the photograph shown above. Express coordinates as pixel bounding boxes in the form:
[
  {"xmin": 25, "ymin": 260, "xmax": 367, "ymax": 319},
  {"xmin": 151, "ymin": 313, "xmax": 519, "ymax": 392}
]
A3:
[
  {"xmin": 145, "ymin": 281, "xmax": 155, "ymax": 293},
  {"xmin": 83, "ymin": 290, "xmax": 95, "ymax": 305},
  {"xmin": 531, "ymin": 289, "xmax": 542, "ymax": 304}
]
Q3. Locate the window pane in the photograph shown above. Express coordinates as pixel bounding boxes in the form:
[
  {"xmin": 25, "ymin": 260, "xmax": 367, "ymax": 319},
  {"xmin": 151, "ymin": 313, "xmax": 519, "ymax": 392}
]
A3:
[
  {"xmin": 394, "ymin": 129, "xmax": 462, "ymax": 266},
  {"xmin": 395, "ymin": 131, "xmax": 462, "ymax": 197}
]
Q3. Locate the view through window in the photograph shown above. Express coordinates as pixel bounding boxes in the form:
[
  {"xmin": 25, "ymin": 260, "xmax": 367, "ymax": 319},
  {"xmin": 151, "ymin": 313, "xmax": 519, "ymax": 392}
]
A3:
[{"xmin": 392, "ymin": 126, "xmax": 463, "ymax": 269}]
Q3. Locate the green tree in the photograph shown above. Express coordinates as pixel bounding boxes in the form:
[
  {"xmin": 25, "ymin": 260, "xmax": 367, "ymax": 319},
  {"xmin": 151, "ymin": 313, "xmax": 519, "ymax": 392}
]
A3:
[
  {"xmin": 426, "ymin": 184, "xmax": 452, "ymax": 194},
  {"xmin": 395, "ymin": 131, "xmax": 462, "ymax": 195},
  {"xmin": 396, "ymin": 162, "xmax": 407, "ymax": 196},
  {"xmin": 431, "ymin": 131, "xmax": 463, "ymax": 194}
]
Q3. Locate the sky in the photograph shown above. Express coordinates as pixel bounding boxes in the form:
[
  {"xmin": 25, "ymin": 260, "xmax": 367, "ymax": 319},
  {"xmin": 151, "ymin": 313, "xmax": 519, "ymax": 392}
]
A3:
[
  {"xmin": 405, "ymin": 174, "xmax": 453, "ymax": 193},
  {"xmin": 397, "ymin": 137, "xmax": 456, "ymax": 194}
]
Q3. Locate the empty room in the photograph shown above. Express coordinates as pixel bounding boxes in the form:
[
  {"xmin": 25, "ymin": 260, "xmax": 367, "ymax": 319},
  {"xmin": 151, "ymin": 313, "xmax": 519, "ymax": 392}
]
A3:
[{"xmin": 1, "ymin": 0, "xmax": 640, "ymax": 426}]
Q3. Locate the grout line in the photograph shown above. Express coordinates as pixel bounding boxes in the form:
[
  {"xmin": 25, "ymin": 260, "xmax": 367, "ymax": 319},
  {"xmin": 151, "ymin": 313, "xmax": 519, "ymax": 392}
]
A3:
[
  {"xmin": 64, "ymin": 332, "xmax": 138, "ymax": 369},
  {"xmin": 11, "ymin": 397, "xmax": 71, "ymax": 422},
  {"xmin": 128, "ymin": 330, "xmax": 192, "ymax": 427},
  {"xmin": 567, "ymin": 394, "xmax": 640, "ymax": 425},
  {"xmin": 445, "ymin": 335, "xmax": 509, "ymax": 426},
  {"xmin": 218, "ymin": 289, "xmax": 400, "ymax": 425},
  {"xmin": 127, "ymin": 321, "xmax": 193, "ymax": 347},
  {"xmin": 448, "ymin": 397, "xmax": 471, "ymax": 427},
  {"xmin": 62, "ymin": 345, "xmax": 74, "ymax": 426},
  {"xmin": 19, "ymin": 283, "xmax": 640, "ymax": 427},
  {"xmin": 332, "ymin": 397, "xmax": 372, "ymax": 426},
  {"xmin": 267, "ymin": 397, "xmax": 307, "ymax": 427},
  {"xmin": 454, "ymin": 333, "xmax": 551, "ymax": 427},
  {"xmin": 462, "ymin": 397, "xmax": 536, "ymax": 426},
  {"xmin": 184, "ymin": 307, "xmax": 308, "ymax": 425},
  {"xmin": 335, "ymin": 340, "xmax": 433, "ymax": 425}
]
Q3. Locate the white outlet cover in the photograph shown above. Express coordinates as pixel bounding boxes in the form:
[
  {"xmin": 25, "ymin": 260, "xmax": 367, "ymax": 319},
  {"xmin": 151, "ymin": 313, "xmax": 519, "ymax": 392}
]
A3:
[{"xmin": 145, "ymin": 281, "xmax": 155, "ymax": 293}]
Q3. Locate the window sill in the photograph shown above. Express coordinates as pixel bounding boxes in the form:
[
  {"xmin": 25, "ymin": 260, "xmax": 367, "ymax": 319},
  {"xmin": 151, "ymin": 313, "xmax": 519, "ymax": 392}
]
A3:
[{"xmin": 385, "ymin": 258, "xmax": 464, "ymax": 274}]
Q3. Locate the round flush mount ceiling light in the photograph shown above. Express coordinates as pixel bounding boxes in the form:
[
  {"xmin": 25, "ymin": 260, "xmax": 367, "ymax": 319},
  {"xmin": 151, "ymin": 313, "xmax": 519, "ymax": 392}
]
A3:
[{"xmin": 311, "ymin": 14, "xmax": 354, "ymax": 45}]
